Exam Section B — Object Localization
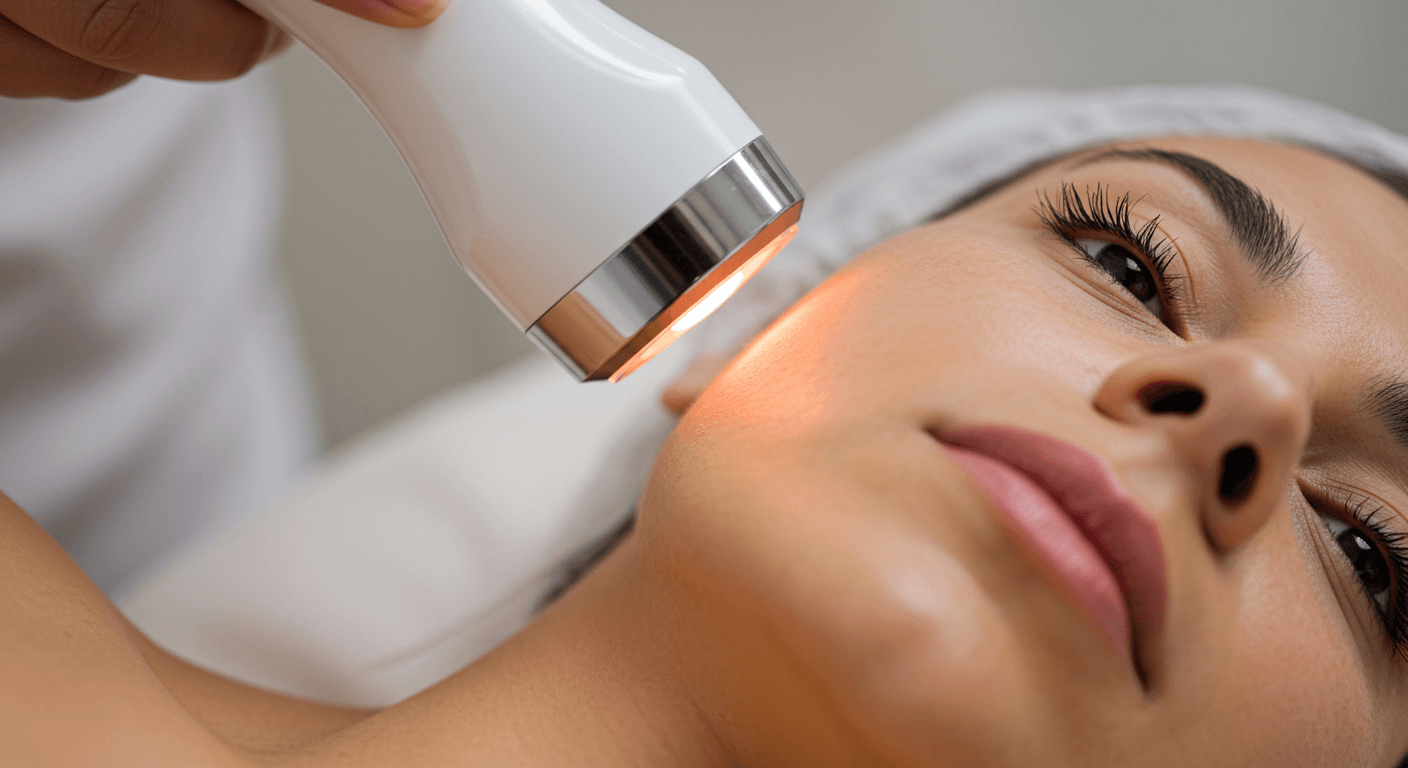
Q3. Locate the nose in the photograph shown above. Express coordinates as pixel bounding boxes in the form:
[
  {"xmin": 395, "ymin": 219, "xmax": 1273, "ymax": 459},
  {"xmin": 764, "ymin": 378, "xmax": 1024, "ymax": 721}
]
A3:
[{"xmin": 1093, "ymin": 341, "xmax": 1314, "ymax": 551}]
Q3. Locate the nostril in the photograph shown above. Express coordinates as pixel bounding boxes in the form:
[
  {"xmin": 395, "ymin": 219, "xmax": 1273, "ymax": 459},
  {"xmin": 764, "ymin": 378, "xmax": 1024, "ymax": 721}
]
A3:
[
  {"xmin": 1218, "ymin": 445, "xmax": 1259, "ymax": 502},
  {"xmin": 1140, "ymin": 383, "xmax": 1205, "ymax": 414}
]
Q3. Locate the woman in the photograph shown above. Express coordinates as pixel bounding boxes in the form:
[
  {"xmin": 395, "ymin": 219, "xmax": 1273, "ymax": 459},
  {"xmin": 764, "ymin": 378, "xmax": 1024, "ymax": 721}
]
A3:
[{"xmin": 7, "ymin": 85, "xmax": 1408, "ymax": 766}]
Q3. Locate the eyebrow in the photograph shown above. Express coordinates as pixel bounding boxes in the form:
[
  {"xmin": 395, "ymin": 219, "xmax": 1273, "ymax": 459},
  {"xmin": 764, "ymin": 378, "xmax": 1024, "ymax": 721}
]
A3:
[
  {"xmin": 1366, "ymin": 377, "xmax": 1408, "ymax": 455},
  {"xmin": 1095, "ymin": 148, "xmax": 1408, "ymax": 465},
  {"xmin": 1077, "ymin": 148, "xmax": 1309, "ymax": 285}
]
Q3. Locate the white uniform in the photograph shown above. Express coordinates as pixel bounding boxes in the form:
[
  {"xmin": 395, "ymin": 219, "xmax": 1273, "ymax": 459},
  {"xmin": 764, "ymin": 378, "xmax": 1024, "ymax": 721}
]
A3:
[{"xmin": 0, "ymin": 72, "xmax": 315, "ymax": 599}]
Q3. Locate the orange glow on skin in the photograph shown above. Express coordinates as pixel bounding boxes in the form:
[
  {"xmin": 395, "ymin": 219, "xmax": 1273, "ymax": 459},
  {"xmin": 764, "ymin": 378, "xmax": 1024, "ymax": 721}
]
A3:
[{"xmin": 610, "ymin": 225, "xmax": 799, "ymax": 382}]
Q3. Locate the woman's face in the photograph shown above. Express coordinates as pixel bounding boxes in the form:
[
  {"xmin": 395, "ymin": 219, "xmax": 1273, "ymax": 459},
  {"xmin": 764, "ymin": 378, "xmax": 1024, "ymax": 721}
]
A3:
[{"xmin": 640, "ymin": 136, "xmax": 1408, "ymax": 767}]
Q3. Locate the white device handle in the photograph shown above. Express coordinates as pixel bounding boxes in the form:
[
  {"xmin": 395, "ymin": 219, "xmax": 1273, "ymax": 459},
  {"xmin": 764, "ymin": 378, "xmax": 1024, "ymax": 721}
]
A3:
[{"xmin": 238, "ymin": 0, "xmax": 763, "ymax": 331}]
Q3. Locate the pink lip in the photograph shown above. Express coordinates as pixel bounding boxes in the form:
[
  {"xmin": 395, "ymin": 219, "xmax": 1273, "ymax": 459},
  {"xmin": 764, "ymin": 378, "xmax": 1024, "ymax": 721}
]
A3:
[{"xmin": 937, "ymin": 425, "xmax": 1166, "ymax": 669}]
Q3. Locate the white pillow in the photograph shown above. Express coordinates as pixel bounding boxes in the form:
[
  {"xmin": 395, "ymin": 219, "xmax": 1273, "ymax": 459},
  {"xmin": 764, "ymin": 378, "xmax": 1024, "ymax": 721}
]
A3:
[{"xmin": 122, "ymin": 339, "xmax": 695, "ymax": 706}]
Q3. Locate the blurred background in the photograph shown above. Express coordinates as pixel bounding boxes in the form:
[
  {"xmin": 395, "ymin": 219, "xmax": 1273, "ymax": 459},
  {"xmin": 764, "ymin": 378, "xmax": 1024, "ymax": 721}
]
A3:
[{"xmin": 270, "ymin": 0, "xmax": 1408, "ymax": 450}]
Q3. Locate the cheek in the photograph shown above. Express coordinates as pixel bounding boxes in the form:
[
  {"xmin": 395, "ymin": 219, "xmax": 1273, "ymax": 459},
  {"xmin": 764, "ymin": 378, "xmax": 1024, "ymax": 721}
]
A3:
[
  {"xmin": 823, "ymin": 228, "xmax": 1126, "ymax": 396},
  {"xmin": 1197, "ymin": 534, "xmax": 1376, "ymax": 767},
  {"xmin": 696, "ymin": 227, "xmax": 1117, "ymax": 433},
  {"xmin": 642, "ymin": 425, "xmax": 1046, "ymax": 764}
]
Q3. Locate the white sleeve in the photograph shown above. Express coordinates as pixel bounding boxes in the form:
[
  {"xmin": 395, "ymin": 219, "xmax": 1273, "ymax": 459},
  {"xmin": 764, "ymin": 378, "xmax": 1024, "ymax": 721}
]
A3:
[{"xmin": 0, "ymin": 72, "xmax": 316, "ymax": 599}]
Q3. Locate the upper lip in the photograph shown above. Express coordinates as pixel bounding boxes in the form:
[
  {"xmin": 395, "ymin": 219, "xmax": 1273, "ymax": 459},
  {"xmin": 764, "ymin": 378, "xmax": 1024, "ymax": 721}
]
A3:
[{"xmin": 938, "ymin": 424, "xmax": 1167, "ymax": 678}]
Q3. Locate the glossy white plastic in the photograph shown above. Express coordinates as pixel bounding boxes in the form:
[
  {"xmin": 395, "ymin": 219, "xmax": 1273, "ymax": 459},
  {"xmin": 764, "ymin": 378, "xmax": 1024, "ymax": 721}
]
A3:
[{"xmin": 238, "ymin": 0, "xmax": 763, "ymax": 329}]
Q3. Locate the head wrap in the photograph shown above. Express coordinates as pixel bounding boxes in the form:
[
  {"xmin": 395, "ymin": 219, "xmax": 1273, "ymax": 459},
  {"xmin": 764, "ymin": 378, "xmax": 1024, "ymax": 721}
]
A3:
[{"xmin": 692, "ymin": 84, "xmax": 1408, "ymax": 357}]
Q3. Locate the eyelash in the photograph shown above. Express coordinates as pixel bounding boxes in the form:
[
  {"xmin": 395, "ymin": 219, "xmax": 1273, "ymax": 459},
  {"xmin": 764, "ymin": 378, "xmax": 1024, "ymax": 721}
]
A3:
[
  {"xmin": 1034, "ymin": 182, "xmax": 1183, "ymax": 327},
  {"xmin": 1035, "ymin": 183, "xmax": 1408, "ymax": 658},
  {"xmin": 1315, "ymin": 490, "xmax": 1408, "ymax": 657}
]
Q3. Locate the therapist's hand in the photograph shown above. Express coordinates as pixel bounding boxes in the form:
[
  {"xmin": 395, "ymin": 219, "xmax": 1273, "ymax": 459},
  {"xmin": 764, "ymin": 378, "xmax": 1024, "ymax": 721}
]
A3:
[{"xmin": 0, "ymin": 0, "xmax": 448, "ymax": 99}]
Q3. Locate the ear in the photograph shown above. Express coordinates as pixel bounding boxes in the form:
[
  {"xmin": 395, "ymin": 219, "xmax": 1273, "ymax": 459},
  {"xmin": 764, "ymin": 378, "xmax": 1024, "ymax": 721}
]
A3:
[{"xmin": 660, "ymin": 354, "xmax": 732, "ymax": 416}]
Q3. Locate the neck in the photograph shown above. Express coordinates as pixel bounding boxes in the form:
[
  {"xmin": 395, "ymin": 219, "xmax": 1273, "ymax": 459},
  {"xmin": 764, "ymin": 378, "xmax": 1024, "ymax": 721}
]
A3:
[{"xmin": 302, "ymin": 534, "xmax": 734, "ymax": 768}]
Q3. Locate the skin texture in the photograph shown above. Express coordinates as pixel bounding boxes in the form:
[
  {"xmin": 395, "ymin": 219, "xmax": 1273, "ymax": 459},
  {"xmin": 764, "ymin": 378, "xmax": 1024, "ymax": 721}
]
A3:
[
  {"xmin": 652, "ymin": 136, "xmax": 1408, "ymax": 766},
  {"xmin": 2, "ymin": 136, "xmax": 1406, "ymax": 766},
  {"xmin": 0, "ymin": 0, "xmax": 448, "ymax": 99}
]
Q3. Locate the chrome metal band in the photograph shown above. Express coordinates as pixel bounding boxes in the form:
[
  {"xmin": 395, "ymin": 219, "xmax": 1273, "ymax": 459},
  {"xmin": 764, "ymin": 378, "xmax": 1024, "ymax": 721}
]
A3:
[{"xmin": 528, "ymin": 137, "xmax": 805, "ymax": 381}]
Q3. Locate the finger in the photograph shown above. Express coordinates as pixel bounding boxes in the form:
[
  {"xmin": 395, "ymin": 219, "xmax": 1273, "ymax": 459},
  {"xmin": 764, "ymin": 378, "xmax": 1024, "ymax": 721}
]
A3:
[
  {"xmin": 311, "ymin": 0, "xmax": 450, "ymax": 28},
  {"xmin": 0, "ymin": 0, "xmax": 278, "ymax": 82},
  {"xmin": 0, "ymin": 13, "xmax": 136, "ymax": 98}
]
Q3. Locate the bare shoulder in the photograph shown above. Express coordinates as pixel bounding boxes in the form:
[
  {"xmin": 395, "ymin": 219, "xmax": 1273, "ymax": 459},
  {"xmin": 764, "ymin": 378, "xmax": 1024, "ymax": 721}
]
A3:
[{"xmin": 0, "ymin": 491, "xmax": 369, "ymax": 766}]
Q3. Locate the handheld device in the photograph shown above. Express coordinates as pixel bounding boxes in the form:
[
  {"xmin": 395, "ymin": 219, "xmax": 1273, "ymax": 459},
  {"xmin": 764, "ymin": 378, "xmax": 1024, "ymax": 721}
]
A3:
[{"xmin": 240, "ymin": 0, "xmax": 804, "ymax": 381}]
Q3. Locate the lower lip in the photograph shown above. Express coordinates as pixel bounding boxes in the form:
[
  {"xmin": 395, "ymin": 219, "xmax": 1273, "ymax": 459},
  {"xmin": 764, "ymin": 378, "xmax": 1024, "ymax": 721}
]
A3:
[{"xmin": 940, "ymin": 444, "xmax": 1130, "ymax": 659}]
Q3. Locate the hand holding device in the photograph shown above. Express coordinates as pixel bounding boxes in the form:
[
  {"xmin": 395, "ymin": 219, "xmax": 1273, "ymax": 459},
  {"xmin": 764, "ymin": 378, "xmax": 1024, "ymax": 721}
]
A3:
[
  {"xmin": 238, "ymin": 0, "xmax": 804, "ymax": 381},
  {"xmin": 0, "ymin": 0, "xmax": 444, "ymax": 98}
]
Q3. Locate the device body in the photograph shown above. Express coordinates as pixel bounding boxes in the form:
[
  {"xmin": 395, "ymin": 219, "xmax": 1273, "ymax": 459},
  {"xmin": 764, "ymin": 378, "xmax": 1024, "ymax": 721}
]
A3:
[{"xmin": 239, "ymin": 0, "xmax": 803, "ymax": 380}]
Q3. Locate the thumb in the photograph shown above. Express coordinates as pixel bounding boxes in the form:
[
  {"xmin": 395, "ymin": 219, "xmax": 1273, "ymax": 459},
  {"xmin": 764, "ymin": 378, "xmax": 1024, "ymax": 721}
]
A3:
[{"xmin": 310, "ymin": 0, "xmax": 450, "ymax": 28}]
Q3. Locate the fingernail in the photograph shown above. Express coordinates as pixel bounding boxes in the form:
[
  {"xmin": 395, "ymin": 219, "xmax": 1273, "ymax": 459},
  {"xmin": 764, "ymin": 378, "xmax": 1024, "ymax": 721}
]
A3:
[{"xmin": 384, "ymin": 0, "xmax": 449, "ymax": 22}]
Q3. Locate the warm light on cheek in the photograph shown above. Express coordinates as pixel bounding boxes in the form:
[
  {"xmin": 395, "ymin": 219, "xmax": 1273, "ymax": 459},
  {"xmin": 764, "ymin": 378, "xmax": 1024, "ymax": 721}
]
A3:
[{"xmin": 608, "ymin": 224, "xmax": 799, "ymax": 382}]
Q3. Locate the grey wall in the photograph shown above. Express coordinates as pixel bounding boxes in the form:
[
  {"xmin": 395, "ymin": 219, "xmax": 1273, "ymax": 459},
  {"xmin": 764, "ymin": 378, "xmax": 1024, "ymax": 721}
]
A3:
[{"xmin": 271, "ymin": 0, "xmax": 1408, "ymax": 449}]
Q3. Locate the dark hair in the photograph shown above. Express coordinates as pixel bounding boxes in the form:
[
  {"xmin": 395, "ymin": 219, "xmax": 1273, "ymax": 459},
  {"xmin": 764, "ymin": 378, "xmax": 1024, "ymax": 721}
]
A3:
[
  {"xmin": 1358, "ymin": 164, "xmax": 1408, "ymax": 205},
  {"xmin": 534, "ymin": 511, "xmax": 636, "ymax": 612},
  {"xmin": 927, "ymin": 152, "xmax": 1078, "ymax": 222}
]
